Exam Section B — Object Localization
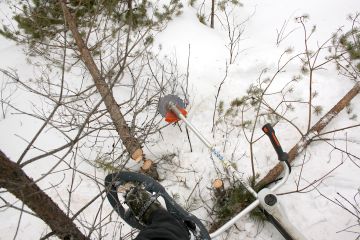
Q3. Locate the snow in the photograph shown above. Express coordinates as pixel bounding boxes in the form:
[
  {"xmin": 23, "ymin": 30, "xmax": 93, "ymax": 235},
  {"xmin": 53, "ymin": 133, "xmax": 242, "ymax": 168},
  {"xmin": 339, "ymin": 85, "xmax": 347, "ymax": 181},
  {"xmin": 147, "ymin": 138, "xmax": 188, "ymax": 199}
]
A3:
[{"xmin": 1, "ymin": 0, "xmax": 360, "ymax": 239}]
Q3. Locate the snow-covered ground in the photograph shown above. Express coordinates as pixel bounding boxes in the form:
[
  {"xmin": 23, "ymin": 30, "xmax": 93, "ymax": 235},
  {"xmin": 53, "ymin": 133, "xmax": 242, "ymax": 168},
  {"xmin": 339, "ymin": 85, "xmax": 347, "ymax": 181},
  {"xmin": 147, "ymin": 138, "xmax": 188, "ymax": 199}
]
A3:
[{"xmin": 0, "ymin": 0, "xmax": 359, "ymax": 239}]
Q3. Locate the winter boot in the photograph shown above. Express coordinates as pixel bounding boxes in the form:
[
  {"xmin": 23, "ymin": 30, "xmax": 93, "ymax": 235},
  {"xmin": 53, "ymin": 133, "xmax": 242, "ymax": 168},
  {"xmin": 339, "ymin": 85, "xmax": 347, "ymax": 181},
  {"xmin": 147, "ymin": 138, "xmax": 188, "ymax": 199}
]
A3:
[{"xmin": 125, "ymin": 185, "xmax": 163, "ymax": 224}]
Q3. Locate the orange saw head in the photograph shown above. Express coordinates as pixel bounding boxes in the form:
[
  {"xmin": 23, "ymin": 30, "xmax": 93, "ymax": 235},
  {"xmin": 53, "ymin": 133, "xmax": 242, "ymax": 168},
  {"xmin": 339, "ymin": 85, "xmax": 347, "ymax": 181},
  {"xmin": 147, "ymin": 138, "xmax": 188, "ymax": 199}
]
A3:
[
  {"xmin": 165, "ymin": 108, "xmax": 187, "ymax": 123},
  {"xmin": 158, "ymin": 95, "xmax": 187, "ymax": 123}
]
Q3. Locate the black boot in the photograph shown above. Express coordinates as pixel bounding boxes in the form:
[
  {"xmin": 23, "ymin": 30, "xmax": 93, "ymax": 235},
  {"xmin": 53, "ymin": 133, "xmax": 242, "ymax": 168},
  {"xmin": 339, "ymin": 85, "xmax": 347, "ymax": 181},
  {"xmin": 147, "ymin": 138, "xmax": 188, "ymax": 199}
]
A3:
[{"xmin": 125, "ymin": 186, "xmax": 163, "ymax": 225}]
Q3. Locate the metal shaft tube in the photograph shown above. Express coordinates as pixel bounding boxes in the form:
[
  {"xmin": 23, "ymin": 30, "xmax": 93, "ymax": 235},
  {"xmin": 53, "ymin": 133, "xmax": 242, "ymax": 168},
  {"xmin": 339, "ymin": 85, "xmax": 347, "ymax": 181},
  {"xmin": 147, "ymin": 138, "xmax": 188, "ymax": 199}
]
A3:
[{"xmin": 168, "ymin": 102, "xmax": 213, "ymax": 148}]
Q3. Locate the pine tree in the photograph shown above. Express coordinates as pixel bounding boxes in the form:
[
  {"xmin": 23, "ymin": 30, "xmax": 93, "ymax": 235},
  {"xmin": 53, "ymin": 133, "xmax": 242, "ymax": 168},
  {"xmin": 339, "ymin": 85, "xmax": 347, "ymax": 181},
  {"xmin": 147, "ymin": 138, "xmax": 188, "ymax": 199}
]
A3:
[
  {"xmin": 1, "ymin": 0, "xmax": 183, "ymax": 57},
  {"xmin": 0, "ymin": 1, "xmax": 184, "ymax": 237}
]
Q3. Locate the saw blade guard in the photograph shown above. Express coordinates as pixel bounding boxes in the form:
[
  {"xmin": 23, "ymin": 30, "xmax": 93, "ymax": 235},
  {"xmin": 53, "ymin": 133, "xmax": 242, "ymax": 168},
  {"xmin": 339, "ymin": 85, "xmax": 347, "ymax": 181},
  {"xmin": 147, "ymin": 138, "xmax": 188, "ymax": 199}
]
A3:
[{"xmin": 158, "ymin": 94, "xmax": 187, "ymax": 123}]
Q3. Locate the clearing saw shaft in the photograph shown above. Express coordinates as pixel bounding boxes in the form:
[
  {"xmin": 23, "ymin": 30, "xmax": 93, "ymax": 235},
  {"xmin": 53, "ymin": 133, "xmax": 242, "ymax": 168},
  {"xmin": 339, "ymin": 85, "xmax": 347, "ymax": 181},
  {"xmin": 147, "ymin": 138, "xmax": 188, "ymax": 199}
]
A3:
[
  {"xmin": 167, "ymin": 101, "xmax": 299, "ymax": 239},
  {"xmin": 105, "ymin": 95, "xmax": 303, "ymax": 240},
  {"xmin": 167, "ymin": 101, "xmax": 258, "ymax": 198}
]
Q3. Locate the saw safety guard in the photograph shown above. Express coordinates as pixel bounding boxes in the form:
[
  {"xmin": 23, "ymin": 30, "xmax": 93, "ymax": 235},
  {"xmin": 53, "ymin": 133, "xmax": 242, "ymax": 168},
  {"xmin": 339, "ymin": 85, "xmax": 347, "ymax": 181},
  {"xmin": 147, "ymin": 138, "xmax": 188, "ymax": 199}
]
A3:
[{"xmin": 158, "ymin": 94, "xmax": 187, "ymax": 123}]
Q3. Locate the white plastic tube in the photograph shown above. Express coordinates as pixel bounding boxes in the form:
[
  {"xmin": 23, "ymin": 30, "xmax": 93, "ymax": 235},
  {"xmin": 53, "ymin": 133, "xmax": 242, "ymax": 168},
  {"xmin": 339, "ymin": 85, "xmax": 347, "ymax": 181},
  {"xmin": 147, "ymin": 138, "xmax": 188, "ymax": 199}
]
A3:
[
  {"xmin": 270, "ymin": 162, "xmax": 290, "ymax": 192},
  {"xmin": 209, "ymin": 199, "xmax": 260, "ymax": 239}
]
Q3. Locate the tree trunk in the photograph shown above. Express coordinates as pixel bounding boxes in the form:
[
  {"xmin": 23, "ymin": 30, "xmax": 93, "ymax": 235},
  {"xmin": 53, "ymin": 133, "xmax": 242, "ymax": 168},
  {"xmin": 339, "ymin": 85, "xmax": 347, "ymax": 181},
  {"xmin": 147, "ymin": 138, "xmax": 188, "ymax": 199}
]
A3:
[
  {"xmin": 210, "ymin": 0, "xmax": 215, "ymax": 28},
  {"xmin": 256, "ymin": 82, "xmax": 360, "ymax": 188},
  {"xmin": 0, "ymin": 150, "xmax": 88, "ymax": 240},
  {"xmin": 59, "ymin": 0, "xmax": 143, "ymax": 162}
]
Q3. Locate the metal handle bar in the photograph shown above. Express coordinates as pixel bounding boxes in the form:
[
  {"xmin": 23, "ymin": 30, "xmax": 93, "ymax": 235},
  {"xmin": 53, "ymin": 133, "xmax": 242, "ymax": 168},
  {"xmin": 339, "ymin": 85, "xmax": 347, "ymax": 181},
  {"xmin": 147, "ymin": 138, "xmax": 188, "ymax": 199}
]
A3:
[{"xmin": 209, "ymin": 161, "xmax": 290, "ymax": 239}]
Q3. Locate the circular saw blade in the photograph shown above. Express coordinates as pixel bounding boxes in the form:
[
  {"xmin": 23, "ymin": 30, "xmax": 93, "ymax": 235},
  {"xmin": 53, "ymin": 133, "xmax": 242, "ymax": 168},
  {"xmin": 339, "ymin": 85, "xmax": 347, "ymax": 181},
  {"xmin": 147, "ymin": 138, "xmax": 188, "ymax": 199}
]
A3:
[{"xmin": 157, "ymin": 94, "xmax": 186, "ymax": 117}]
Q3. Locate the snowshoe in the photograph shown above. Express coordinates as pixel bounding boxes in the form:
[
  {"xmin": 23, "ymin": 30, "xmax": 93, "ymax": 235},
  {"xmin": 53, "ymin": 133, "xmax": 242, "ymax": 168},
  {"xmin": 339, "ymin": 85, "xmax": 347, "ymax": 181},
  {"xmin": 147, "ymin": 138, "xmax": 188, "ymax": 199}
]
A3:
[{"xmin": 104, "ymin": 171, "xmax": 211, "ymax": 240}]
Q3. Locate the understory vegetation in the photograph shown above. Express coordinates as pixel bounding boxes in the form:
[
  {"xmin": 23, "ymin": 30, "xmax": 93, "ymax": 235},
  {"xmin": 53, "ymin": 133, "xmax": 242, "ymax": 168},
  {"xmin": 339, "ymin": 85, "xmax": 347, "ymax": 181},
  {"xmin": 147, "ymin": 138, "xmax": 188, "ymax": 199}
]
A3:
[{"xmin": 0, "ymin": 1, "xmax": 359, "ymax": 239}]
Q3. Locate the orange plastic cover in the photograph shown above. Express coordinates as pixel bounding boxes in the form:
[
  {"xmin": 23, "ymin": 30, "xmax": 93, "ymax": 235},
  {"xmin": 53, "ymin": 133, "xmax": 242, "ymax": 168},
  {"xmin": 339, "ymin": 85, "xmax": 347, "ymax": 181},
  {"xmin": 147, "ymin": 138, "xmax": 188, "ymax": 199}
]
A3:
[{"xmin": 165, "ymin": 108, "xmax": 187, "ymax": 123}]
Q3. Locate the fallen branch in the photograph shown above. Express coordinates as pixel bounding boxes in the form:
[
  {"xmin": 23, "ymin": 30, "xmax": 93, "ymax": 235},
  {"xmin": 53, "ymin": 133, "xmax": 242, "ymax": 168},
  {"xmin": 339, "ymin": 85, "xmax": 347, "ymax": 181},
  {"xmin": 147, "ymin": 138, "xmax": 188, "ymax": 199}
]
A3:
[{"xmin": 256, "ymin": 82, "xmax": 360, "ymax": 188}]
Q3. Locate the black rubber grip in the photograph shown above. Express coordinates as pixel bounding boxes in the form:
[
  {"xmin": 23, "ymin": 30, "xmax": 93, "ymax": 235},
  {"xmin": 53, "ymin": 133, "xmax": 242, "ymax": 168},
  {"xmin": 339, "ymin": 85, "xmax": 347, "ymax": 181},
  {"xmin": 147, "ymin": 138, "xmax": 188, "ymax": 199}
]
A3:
[{"xmin": 262, "ymin": 123, "xmax": 288, "ymax": 161}]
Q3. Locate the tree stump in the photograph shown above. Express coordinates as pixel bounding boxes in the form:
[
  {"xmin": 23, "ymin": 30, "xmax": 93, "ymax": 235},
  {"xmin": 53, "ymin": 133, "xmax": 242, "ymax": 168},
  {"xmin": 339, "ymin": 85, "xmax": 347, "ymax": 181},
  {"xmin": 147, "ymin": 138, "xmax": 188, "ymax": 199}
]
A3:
[
  {"xmin": 213, "ymin": 178, "xmax": 225, "ymax": 199},
  {"xmin": 141, "ymin": 159, "xmax": 159, "ymax": 180},
  {"xmin": 131, "ymin": 148, "xmax": 143, "ymax": 162}
]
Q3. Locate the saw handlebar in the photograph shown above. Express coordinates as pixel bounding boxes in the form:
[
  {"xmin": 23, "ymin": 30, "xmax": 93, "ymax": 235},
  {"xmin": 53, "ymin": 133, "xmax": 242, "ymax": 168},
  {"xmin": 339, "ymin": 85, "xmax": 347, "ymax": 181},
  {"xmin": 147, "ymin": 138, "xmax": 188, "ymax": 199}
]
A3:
[{"xmin": 104, "ymin": 172, "xmax": 211, "ymax": 240}]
